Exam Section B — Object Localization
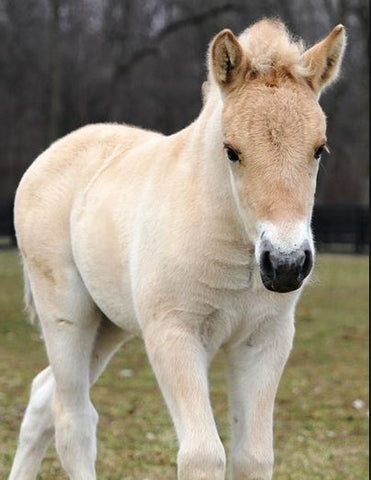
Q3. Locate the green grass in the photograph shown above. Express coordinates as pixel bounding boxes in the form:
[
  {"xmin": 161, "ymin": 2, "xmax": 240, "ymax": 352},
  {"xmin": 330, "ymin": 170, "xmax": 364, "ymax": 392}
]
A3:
[{"xmin": 0, "ymin": 250, "xmax": 368, "ymax": 479}]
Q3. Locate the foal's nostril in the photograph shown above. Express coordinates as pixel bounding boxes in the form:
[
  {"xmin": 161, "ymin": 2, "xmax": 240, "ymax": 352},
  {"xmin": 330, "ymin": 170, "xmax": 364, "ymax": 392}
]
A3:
[
  {"xmin": 301, "ymin": 249, "xmax": 313, "ymax": 278},
  {"xmin": 261, "ymin": 250, "xmax": 275, "ymax": 279}
]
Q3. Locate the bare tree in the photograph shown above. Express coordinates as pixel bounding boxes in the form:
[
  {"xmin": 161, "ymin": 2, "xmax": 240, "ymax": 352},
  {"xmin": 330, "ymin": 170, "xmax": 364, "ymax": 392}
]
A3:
[
  {"xmin": 0, "ymin": 0, "xmax": 368, "ymax": 210},
  {"xmin": 47, "ymin": 0, "xmax": 62, "ymax": 142}
]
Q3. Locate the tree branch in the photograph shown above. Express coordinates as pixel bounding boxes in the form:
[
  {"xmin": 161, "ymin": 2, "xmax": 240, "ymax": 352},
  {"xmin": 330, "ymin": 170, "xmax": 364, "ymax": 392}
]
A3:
[{"xmin": 115, "ymin": 2, "xmax": 243, "ymax": 76}]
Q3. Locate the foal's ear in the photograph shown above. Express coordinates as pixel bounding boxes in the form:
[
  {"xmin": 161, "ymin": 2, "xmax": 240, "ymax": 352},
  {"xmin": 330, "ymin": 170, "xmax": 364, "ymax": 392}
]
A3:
[
  {"xmin": 209, "ymin": 29, "xmax": 244, "ymax": 92},
  {"xmin": 302, "ymin": 24, "xmax": 346, "ymax": 94},
  {"xmin": 201, "ymin": 81, "xmax": 210, "ymax": 105}
]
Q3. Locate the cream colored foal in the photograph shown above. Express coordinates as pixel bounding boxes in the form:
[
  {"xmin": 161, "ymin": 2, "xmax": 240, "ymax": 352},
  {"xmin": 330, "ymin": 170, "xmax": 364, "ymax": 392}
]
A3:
[{"xmin": 9, "ymin": 19, "xmax": 345, "ymax": 480}]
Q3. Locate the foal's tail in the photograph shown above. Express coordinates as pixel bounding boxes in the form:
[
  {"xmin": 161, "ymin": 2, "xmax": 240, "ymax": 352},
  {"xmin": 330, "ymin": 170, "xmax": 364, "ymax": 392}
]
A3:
[{"xmin": 22, "ymin": 258, "xmax": 39, "ymax": 326}]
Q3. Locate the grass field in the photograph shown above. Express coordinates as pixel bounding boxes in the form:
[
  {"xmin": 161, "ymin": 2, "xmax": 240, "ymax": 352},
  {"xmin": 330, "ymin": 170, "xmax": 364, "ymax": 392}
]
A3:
[{"xmin": 0, "ymin": 250, "xmax": 368, "ymax": 479}]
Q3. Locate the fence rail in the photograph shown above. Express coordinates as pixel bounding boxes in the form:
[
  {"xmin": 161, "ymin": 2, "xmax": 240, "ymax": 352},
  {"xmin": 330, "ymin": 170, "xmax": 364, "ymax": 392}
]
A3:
[
  {"xmin": 0, "ymin": 200, "xmax": 16, "ymax": 247},
  {"xmin": 0, "ymin": 201, "xmax": 368, "ymax": 253},
  {"xmin": 312, "ymin": 205, "xmax": 369, "ymax": 254}
]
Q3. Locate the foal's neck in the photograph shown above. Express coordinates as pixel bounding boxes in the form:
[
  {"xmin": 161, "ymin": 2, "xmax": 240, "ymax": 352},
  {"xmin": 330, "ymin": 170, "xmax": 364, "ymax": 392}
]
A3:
[
  {"xmin": 190, "ymin": 87, "xmax": 227, "ymax": 189},
  {"xmin": 193, "ymin": 86, "xmax": 224, "ymax": 152},
  {"xmin": 183, "ymin": 86, "xmax": 251, "ymax": 247}
]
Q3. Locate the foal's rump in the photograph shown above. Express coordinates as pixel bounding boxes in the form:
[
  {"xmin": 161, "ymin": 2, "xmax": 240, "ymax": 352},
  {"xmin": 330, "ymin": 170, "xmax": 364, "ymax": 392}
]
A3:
[
  {"xmin": 14, "ymin": 123, "xmax": 161, "ymax": 327},
  {"xmin": 14, "ymin": 123, "xmax": 161, "ymax": 244}
]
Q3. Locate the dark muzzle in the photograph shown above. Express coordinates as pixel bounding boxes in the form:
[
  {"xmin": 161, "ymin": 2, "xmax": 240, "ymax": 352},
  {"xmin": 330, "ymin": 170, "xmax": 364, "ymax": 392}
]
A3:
[{"xmin": 259, "ymin": 240, "xmax": 313, "ymax": 293}]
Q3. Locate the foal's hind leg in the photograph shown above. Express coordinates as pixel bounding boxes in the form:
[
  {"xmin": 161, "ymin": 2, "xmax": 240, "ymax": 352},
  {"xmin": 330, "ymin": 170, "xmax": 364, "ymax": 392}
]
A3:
[
  {"xmin": 9, "ymin": 262, "xmax": 127, "ymax": 480},
  {"xmin": 9, "ymin": 318, "xmax": 127, "ymax": 480},
  {"xmin": 8, "ymin": 366, "xmax": 54, "ymax": 480}
]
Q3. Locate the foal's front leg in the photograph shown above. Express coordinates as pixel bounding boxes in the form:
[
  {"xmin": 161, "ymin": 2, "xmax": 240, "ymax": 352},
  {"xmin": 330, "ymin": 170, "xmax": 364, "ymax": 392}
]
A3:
[
  {"xmin": 143, "ymin": 315, "xmax": 226, "ymax": 480},
  {"xmin": 227, "ymin": 317, "xmax": 295, "ymax": 480}
]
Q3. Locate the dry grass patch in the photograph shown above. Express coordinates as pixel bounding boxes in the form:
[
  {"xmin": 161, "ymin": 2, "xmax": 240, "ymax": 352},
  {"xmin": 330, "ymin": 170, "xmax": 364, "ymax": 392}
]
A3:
[{"xmin": 0, "ymin": 251, "xmax": 368, "ymax": 479}]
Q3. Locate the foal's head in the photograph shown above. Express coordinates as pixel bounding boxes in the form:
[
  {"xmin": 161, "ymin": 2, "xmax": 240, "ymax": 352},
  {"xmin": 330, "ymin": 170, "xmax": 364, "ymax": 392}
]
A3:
[{"xmin": 209, "ymin": 19, "xmax": 346, "ymax": 293}]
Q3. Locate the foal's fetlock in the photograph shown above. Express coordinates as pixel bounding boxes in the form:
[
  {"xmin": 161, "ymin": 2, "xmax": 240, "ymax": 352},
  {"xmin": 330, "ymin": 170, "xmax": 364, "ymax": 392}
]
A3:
[{"xmin": 177, "ymin": 444, "xmax": 226, "ymax": 480}]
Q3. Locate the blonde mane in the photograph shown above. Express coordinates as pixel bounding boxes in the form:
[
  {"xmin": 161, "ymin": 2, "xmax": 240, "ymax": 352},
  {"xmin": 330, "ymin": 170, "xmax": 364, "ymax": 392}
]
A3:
[{"xmin": 238, "ymin": 18, "xmax": 308, "ymax": 81}]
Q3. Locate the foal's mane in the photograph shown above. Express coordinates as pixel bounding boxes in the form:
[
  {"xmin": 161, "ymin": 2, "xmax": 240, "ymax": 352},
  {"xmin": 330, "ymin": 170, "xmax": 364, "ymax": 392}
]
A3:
[{"xmin": 238, "ymin": 18, "xmax": 308, "ymax": 81}]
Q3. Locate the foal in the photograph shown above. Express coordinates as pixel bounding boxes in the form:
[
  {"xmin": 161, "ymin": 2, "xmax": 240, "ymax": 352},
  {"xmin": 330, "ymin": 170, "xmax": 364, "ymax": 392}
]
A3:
[{"xmin": 10, "ymin": 19, "xmax": 345, "ymax": 480}]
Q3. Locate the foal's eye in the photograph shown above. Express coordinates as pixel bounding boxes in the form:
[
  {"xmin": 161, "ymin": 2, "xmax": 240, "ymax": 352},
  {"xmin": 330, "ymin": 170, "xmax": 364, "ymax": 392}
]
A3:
[
  {"xmin": 314, "ymin": 143, "xmax": 329, "ymax": 160},
  {"xmin": 225, "ymin": 146, "xmax": 240, "ymax": 163}
]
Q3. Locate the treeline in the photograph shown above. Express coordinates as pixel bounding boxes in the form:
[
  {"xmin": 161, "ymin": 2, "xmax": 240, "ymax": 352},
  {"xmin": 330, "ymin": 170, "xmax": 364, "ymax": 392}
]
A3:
[{"xmin": 0, "ymin": 0, "xmax": 368, "ymax": 207}]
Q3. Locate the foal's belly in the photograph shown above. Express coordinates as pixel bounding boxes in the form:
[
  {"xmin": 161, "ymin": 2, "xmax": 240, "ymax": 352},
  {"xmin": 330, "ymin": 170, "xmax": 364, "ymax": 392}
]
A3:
[
  {"xmin": 73, "ymin": 240, "xmax": 139, "ymax": 334},
  {"xmin": 71, "ymin": 198, "xmax": 141, "ymax": 335}
]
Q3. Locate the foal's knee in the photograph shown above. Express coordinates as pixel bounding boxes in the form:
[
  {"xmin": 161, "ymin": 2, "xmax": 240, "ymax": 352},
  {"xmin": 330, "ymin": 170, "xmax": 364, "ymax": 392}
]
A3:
[{"xmin": 177, "ymin": 443, "xmax": 226, "ymax": 480}]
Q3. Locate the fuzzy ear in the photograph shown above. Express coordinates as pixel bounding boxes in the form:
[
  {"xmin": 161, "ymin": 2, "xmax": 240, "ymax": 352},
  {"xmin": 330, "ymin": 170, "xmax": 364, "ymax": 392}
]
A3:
[
  {"xmin": 209, "ymin": 29, "xmax": 244, "ymax": 91},
  {"xmin": 302, "ymin": 24, "xmax": 346, "ymax": 94}
]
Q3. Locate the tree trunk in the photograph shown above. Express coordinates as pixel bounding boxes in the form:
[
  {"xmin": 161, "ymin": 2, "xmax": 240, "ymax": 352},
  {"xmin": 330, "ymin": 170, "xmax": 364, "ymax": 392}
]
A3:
[{"xmin": 48, "ymin": 0, "xmax": 61, "ymax": 143}]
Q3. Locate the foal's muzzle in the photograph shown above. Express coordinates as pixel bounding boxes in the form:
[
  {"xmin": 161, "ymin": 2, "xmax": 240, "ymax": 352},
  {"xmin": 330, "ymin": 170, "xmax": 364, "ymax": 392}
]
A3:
[{"xmin": 259, "ymin": 240, "xmax": 313, "ymax": 293}]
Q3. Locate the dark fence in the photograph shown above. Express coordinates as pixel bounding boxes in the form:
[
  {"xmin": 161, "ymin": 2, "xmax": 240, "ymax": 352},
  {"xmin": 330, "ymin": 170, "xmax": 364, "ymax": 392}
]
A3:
[
  {"xmin": 312, "ymin": 205, "xmax": 369, "ymax": 254},
  {"xmin": 0, "ymin": 200, "xmax": 369, "ymax": 253},
  {"xmin": 0, "ymin": 199, "xmax": 16, "ymax": 247}
]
